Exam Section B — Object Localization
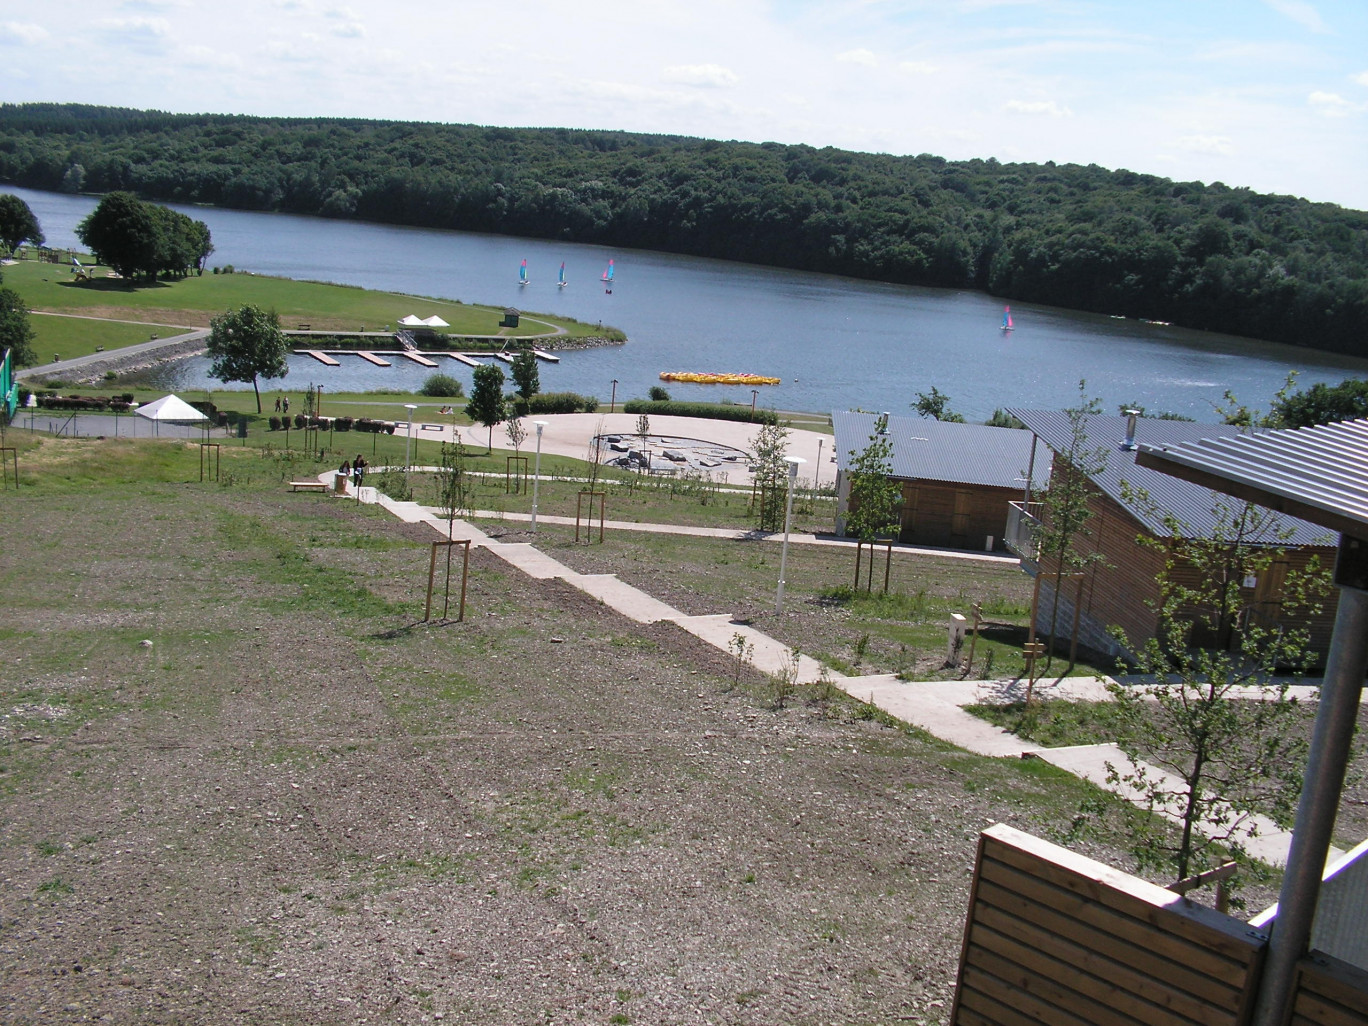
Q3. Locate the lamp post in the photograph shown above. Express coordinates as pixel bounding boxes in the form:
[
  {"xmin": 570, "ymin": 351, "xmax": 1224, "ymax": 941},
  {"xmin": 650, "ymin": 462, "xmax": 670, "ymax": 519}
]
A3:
[
  {"xmin": 775, "ymin": 456, "xmax": 806, "ymax": 614},
  {"xmin": 531, "ymin": 420, "xmax": 548, "ymax": 532},
  {"xmin": 750, "ymin": 389, "xmax": 758, "ymax": 421},
  {"xmin": 815, "ymin": 439, "xmax": 823, "ymax": 487},
  {"xmin": 610, "ymin": 379, "xmax": 618, "ymax": 414},
  {"xmin": 404, "ymin": 403, "xmax": 417, "ymax": 484}
]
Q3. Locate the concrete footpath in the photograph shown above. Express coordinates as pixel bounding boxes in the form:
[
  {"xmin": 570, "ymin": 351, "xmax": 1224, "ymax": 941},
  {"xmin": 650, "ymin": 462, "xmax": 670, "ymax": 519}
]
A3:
[{"xmin": 328, "ymin": 475, "xmax": 1330, "ymax": 868}]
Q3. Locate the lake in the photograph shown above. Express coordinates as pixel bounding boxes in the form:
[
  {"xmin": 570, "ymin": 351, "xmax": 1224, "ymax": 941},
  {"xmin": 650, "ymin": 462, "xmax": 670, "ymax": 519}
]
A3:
[{"xmin": 12, "ymin": 185, "xmax": 1368, "ymax": 422}]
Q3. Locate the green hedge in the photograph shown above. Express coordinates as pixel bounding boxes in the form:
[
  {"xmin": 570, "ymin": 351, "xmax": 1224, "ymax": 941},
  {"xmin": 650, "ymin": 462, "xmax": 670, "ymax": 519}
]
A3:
[
  {"xmin": 621, "ymin": 400, "xmax": 777, "ymax": 425},
  {"xmin": 509, "ymin": 391, "xmax": 600, "ymax": 415}
]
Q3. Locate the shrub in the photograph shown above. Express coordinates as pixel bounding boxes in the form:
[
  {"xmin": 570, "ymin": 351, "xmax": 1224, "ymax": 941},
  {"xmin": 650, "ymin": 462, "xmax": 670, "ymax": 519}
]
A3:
[
  {"xmin": 648, "ymin": 386, "xmax": 671, "ymax": 402},
  {"xmin": 526, "ymin": 392, "xmax": 599, "ymax": 414},
  {"xmin": 419, "ymin": 373, "xmax": 465, "ymax": 397},
  {"xmin": 268, "ymin": 415, "xmax": 282, "ymax": 430},
  {"xmin": 621, "ymin": 399, "xmax": 778, "ymax": 424},
  {"xmin": 294, "ymin": 413, "xmax": 307, "ymax": 429},
  {"xmin": 334, "ymin": 416, "xmax": 353, "ymax": 431}
]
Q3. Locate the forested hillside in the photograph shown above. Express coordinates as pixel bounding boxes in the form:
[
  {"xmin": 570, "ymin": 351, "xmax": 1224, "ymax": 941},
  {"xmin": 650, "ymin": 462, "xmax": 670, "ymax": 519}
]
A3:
[{"xmin": 2, "ymin": 103, "xmax": 1365, "ymax": 354}]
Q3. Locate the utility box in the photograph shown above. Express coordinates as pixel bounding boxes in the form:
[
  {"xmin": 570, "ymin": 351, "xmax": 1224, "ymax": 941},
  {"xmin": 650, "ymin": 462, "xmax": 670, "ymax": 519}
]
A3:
[{"xmin": 500, "ymin": 308, "xmax": 521, "ymax": 329}]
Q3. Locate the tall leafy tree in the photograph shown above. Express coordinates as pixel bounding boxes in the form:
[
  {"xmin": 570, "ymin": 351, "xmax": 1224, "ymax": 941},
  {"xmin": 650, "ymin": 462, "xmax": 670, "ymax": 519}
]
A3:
[
  {"xmin": 0, "ymin": 195, "xmax": 43, "ymax": 255},
  {"xmin": 510, "ymin": 348, "xmax": 540, "ymax": 400},
  {"xmin": 0, "ymin": 278, "xmax": 37, "ymax": 368},
  {"xmin": 205, "ymin": 305, "xmax": 289, "ymax": 413},
  {"xmin": 1273, "ymin": 377, "xmax": 1368, "ymax": 428},
  {"xmin": 912, "ymin": 386, "xmax": 965, "ymax": 422},
  {"xmin": 465, "ymin": 364, "xmax": 506, "ymax": 453},
  {"xmin": 76, "ymin": 191, "xmax": 159, "ymax": 281}
]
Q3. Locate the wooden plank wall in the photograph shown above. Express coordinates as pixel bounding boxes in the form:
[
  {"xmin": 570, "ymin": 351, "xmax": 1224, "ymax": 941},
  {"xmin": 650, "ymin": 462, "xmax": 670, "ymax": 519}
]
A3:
[
  {"xmin": 1291, "ymin": 954, "xmax": 1368, "ymax": 1026},
  {"xmin": 952, "ymin": 824, "xmax": 1267, "ymax": 1026}
]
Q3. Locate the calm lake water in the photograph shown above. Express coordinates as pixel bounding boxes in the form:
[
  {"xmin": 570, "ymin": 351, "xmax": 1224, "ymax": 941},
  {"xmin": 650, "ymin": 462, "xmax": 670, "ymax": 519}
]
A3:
[{"xmin": 13, "ymin": 186, "xmax": 1368, "ymax": 422}]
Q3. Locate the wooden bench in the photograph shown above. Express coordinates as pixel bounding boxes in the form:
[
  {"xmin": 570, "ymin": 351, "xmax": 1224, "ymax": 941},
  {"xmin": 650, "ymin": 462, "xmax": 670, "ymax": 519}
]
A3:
[
  {"xmin": 297, "ymin": 323, "xmax": 311, "ymax": 331},
  {"xmin": 289, "ymin": 480, "xmax": 329, "ymax": 492}
]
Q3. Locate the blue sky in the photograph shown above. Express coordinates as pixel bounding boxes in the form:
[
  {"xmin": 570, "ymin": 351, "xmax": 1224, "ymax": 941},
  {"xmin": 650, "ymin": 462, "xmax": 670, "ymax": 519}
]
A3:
[{"xmin": 2, "ymin": 0, "xmax": 1365, "ymax": 208}]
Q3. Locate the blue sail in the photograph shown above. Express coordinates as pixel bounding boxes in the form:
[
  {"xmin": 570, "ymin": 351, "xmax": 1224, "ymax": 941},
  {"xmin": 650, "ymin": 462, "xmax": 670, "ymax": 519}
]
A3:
[{"xmin": 519, "ymin": 259, "xmax": 528, "ymax": 285}]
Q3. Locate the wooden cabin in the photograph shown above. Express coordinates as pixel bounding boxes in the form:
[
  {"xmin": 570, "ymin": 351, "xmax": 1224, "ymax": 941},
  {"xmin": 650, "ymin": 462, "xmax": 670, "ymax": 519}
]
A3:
[
  {"xmin": 832, "ymin": 411, "xmax": 1043, "ymax": 552},
  {"xmin": 1007, "ymin": 410, "xmax": 1340, "ymax": 664}
]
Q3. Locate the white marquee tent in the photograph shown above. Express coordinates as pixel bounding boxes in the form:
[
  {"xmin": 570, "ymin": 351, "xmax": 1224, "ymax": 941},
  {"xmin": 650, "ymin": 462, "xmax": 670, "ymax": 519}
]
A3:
[{"xmin": 135, "ymin": 394, "xmax": 208, "ymax": 422}]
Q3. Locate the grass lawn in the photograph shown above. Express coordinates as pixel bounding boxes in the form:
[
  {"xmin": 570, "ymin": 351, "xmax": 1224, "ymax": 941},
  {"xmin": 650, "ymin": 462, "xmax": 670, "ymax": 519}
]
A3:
[
  {"xmin": 0, "ymin": 430, "xmax": 1157, "ymax": 1024},
  {"xmin": 4, "ymin": 257, "xmax": 615, "ymax": 339},
  {"xmin": 27, "ymin": 312, "xmax": 188, "ymax": 365}
]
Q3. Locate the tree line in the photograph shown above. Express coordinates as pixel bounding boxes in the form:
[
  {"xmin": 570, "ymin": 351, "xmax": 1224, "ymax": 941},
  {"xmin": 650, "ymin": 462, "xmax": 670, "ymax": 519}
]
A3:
[{"xmin": 0, "ymin": 103, "xmax": 1364, "ymax": 354}]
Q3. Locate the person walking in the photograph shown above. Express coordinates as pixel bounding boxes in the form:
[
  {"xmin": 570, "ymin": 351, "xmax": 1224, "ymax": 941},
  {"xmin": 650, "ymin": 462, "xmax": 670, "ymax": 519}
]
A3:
[{"xmin": 352, "ymin": 454, "xmax": 366, "ymax": 489}]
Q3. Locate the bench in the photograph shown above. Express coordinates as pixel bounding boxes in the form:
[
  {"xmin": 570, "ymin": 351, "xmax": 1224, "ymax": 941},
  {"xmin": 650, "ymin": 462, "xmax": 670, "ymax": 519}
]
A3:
[
  {"xmin": 289, "ymin": 480, "xmax": 329, "ymax": 492},
  {"xmin": 297, "ymin": 323, "xmax": 311, "ymax": 331}
]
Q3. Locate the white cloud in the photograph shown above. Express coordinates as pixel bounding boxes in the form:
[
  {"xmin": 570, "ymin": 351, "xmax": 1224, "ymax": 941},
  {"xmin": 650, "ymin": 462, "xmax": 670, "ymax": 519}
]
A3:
[
  {"xmin": 662, "ymin": 64, "xmax": 739, "ymax": 88},
  {"xmin": 898, "ymin": 61, "xmax": 937, "ymax": 75},
  {"xmin": 97, "ymin": 16, "xmax": 171, "ymax": 52},
  {"xmin": 1309, "ymin": 90, "xmax": 1363, "ymax": 116},
  {"xmin": 0, "ymin": 21, "xmax": 49, "ymax": 45},
  {"xmin": 836, "ymin": 48, "xmax": 878, "ymax": 68},
  {"xmin": 185, "ymin": 44, "xmax": 243, "ymax": 71},
  {"xmin": 1005, "ymin": 99, "xmax": 1073, "ymax": 117},
  {"xmin": 265, "ymin": 34, "xmax": 325, "ymax": 63},
  {"xmin": 1176, "ymin": 135, "xmax": 1236, "ymax": 156},
  {"xmin": 324, "ymin": 5, "xmax": 359, "ymax": 19},
  {"xmin": 1262, "ymin": 0, "xmax": 1328, "ymax": 34},
  {"xmin": 331, "ymin": 21, "xmax": 364, "ymax": 38},
  {"xmin": 1352, "ymin": 70, "xmax": 1368, "ymax": 87}
]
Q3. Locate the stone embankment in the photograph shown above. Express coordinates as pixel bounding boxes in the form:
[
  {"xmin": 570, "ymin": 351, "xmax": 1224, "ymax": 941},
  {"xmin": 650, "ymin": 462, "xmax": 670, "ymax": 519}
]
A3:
[{"xmin": 20, "ymin": 332, "xmax": 208, "ymax": 386}]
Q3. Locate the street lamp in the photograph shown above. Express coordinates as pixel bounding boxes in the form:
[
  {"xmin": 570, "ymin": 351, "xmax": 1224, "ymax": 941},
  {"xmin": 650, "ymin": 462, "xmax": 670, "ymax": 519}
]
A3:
[
  {"xmin": 775, "ymin": 456, "xmax": 806, "ymax": 614},
  {"xmin": 610, "ymin": 379, "xmax": 618, "ymax": 414},
  {"xmin": 750, "ymin": 389, "xmax": 758, "ymax": 420},
  {"xmin": 531, "ymin": 420, "xmax": 548, "ymax": 532},
  {"xmin": 403, "ymin": 403, "xmax": 417, "ymax": 483}
]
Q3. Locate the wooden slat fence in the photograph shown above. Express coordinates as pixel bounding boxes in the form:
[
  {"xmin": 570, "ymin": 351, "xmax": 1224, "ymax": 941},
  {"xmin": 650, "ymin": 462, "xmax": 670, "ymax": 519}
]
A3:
[
  {"xmin": 1291, "ymin": 953, "xmax": 1368, "ymax": 1026},
  {"xmin": 952, "ymin": 824, "xmax": 1268, "ymax": 1026}
]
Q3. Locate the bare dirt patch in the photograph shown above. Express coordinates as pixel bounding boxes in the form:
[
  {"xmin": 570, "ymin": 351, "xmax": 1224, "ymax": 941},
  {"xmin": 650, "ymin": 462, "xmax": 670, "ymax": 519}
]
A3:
[{"xmin": 0, "ymin": 461, "xmax": 1140, "ymax": 1025}]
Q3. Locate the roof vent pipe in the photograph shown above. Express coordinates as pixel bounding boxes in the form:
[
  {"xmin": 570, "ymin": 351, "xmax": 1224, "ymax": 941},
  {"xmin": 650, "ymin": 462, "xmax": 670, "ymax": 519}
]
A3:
[
  {"xmin": 878, "ymin": 412, "xmax": 890, "ymax": 435},
  {"xmin": 1122, "ymin": 410, "xmax": 1141, "ymax": 451}
]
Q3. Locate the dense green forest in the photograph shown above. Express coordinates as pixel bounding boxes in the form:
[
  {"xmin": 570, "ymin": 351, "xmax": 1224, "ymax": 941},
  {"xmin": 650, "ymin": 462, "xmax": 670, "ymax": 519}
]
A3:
[{"xmin": 2, "ymin": 103, "xmax": 1365, "ymax": 355}]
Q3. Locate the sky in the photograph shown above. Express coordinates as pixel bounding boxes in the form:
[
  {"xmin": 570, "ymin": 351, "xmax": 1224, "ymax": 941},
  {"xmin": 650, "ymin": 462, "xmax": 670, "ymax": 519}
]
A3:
[{"xmin": 2, "ymin": 0, "xmax": 1366, "ymax": 209}]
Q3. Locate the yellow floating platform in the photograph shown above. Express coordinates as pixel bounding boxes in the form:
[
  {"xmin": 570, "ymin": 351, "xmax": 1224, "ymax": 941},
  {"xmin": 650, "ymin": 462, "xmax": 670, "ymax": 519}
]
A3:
[{"xmin": 660, "ymin": 372, "xmax": 781, "ymax": 385}]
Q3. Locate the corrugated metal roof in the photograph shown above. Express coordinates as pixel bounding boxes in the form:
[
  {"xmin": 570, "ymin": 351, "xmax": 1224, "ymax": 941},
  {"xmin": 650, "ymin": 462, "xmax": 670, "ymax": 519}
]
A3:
[
  {"xmin": 1135, "ymin": 418, "xmax": 1368, "ymax": 541},
  {"xmin": 831, "ymin": 411, "xmax": 1040, "ymax": 490},
  {"xmin": 1007, "ymin": 409, "xmax": 1334, "ymax": 546}
]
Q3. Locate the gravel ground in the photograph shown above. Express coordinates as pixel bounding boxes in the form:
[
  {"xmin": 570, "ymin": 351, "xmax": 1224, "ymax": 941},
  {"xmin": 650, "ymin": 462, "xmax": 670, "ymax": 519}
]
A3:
[{"xmin": 0, "ymin": 457, "xmax": 1168, "ymax": 1025}]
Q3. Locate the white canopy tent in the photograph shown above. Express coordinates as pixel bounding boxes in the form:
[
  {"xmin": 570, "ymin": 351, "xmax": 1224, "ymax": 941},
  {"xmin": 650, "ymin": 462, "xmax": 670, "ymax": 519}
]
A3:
[
  {"xmin": 135, "ymin": 394, "xmax": 208, "ymax": 422},
  {"xmin": 134, "ymin": 394, "xmax": 208, "ymax": 436},
  {"xmin": 421, "ymin": 315, "xmax": 449, "ymax": 327},
  {"xmin": 398, "ymin": 315, "xmax": 425, "ymax": 326}
]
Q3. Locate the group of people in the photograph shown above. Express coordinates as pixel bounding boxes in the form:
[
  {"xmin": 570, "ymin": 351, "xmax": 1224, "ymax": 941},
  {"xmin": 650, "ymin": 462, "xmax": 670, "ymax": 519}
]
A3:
[
  {"xmin": 273, "ymin": 395, "xmax": 291, "ymax": 414},
  {"xmin": 338, "ymin": 454, "xmax": 367, "ymax": 489}
]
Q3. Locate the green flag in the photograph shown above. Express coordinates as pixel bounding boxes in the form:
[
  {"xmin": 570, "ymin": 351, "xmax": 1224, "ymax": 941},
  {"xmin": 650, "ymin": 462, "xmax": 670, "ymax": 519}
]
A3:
[{"xmin": 0, "ymin": 348, "xmax": 14, "ymax": 419}]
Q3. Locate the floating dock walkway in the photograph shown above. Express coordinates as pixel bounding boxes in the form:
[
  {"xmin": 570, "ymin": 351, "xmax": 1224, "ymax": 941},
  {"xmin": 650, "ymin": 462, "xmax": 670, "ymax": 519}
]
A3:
[
  {"xmin": 303, "ymin": 350, "xmax": 340, "ymax": 366},
  {"xmin": 357, "ymin": 351, "xmax": 392, "ymax": 367}
]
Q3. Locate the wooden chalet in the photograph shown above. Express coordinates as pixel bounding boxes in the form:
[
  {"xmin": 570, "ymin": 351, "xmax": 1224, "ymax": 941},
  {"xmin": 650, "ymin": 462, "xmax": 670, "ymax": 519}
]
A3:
[
  {"xmin": 832, "ymin": 411, "xmax": 1043, "ymax": 552},
  {"xmin": 1006, "ymin": 410, "xmax": 1340, "ymax": 663}
]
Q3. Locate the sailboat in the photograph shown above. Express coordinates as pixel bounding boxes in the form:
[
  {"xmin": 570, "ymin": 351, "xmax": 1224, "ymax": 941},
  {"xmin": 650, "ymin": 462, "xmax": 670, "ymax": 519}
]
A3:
[
  {"xmin": 518, "ymin": 259, "xmax": 529, "ymax": 286},
  {"xmin": 557, "ymin": 262, "xmax": 567, "ymax": 288},
  {"xmin": 1001, "ymin": 305, "xmax": 1014, "ymax": 332},
  {"xmin": 602, "ymin": 258, "xmax": 615, "ymax": 293}
]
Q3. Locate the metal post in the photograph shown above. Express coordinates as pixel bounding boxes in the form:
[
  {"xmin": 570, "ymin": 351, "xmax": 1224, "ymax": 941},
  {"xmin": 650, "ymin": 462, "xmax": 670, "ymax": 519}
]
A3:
[
  {"xmin": 775, "ymin": 456, "xmax": 805, "ymax": 613},
  {"xmin": 404, "ymin": 403, "xmax": 417, "ymax": 485},
  {"xmin": 815, "ymin": 439, "xmax": 823, "ymax": 486},
  {"xmin": 1250, "ymin": 576, "xmax": 1368, "ymax": 1026},
  {"xmin": 610, "ymin": 379, "xmax": 618, "ymax": 414},
  {"xmin": 531, "ymin": 420, "xmax": 547, "ymax": 532},
  {"xmin": 750, "ymin": 389, "xmax": 758, "ymax": 420}
]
